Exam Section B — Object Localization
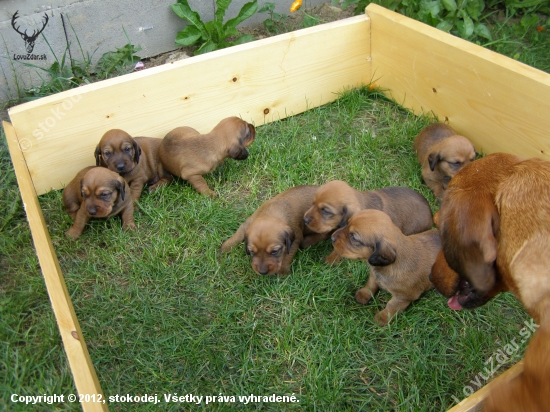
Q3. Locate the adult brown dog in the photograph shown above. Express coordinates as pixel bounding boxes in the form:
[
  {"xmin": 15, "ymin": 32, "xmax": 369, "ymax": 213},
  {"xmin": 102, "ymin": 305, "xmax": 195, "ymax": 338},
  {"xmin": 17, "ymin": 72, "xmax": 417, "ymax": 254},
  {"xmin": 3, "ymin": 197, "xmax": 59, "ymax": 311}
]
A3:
[
  {"xmin": 303, "ymin": 180, "xmax": 433, "ymax": 264},
  {"xmin": 63, "ymin": 166, "xmax": 135, "ymax": 240},
  {"xmin": 332, "ymin": 209, "xmax": 440, "ymax": 325},
  {"xmin": 430, "ymin": 153, "xmax": 550, "ymax": 411},
  {"xmin": 220, "ymin": 186, "xmax": 329, "ymax": 275},
  {"xmin": 414, "ymin": 123, "xmax": 476, "ymax": 199},
  {"xmin": 158, "ymin": 117, "xmax": 255, "ymax": 197},
  {"xmin": 95, "ymin": 129, "xmax": 172, "ymax": 201}
]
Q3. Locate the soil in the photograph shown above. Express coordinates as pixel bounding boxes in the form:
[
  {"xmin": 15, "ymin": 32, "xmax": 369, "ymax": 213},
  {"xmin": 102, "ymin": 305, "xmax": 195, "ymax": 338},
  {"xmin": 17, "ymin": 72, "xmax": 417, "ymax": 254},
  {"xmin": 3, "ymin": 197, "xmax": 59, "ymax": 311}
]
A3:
[{"xmin": 142, "ymin": 2, "xmax": 356, "ymax": 68}]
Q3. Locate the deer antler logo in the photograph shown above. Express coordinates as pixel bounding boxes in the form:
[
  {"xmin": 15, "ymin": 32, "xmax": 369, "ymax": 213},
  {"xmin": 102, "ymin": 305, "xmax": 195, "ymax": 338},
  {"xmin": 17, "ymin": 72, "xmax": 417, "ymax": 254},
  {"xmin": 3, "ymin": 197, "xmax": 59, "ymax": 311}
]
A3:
[{"xmin": 11, "ymin": 11, "xmax": 49, "ymax": 54}]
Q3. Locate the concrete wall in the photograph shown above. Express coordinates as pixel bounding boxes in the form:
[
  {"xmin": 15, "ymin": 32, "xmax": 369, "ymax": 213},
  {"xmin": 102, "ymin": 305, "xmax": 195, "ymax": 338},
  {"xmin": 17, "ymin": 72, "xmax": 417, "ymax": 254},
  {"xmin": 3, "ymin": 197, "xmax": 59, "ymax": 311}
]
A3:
[{"xmin": 0, "ymin": 0, "xmax": 327, "ymax": 108}]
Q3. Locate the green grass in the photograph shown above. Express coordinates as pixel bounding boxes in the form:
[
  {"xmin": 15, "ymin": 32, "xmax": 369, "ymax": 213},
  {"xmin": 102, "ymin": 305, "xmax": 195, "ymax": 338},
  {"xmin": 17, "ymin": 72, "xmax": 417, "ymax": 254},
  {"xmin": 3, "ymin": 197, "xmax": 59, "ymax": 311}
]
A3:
[
  {"xmin": 1, "ymin": 12, "xmax": 549, "ymax": 412},
  {"xmin": 1, "ymin": 87, "xmax": 532, "ymax": 411}
]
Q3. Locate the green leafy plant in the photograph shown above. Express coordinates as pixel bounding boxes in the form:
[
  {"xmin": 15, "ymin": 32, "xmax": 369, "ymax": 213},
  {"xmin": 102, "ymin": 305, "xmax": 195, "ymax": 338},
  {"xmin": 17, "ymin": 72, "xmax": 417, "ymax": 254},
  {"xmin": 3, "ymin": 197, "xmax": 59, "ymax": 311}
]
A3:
[
  {"xmin": 95, "ymin": 43, "xmax": 141, "ymax": 78},
  {"xmin": 172, "ymin": 0, "xmax": 258, "ymax": 55},
  {"xmin": 258, "ymin": 2, "xmax": 290, "ymax": 34},
  {"xmin": 337, "ymin": 0, "xmax": 492, "ymax": 41}
]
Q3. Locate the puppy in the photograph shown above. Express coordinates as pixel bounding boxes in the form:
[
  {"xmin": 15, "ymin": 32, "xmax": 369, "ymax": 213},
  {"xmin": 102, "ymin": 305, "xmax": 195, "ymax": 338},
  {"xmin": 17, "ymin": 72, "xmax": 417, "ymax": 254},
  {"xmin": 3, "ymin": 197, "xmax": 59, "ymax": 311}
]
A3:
[
  {"xmin": 95, "ymin": 129, "xmax": 172, "ymax": 201},
  {"xmin": 332, "ymin": 209, "xmax": 440, "ymax": 325},
  {"xmin": 414, "ymin": 123, "xmax": 476, "ymax": 199},
  {"xmin": 158, "ymin": 117, "xmax": 255, "ymax": 197},
  {"xmin": 220, "ymin": 185, "xmax": 329, "ymax": 275},
  {"xmin": 303, "ymin": 180, "xmax": 433, "ymax": 264},
  {"xmin": 63, "ymin": 166, "xmax": 135, "ymax": 240},
  {"xmin": 431, "ymin": 153, "xmax": 550, "ymax": 411}
]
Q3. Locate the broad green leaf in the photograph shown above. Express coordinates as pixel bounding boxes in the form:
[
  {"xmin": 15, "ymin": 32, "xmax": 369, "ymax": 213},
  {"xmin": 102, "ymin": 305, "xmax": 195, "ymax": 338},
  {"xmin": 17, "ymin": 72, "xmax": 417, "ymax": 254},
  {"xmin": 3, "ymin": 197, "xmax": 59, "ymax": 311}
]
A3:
[
  {"xmin": 175, "ymin": 25, "xmax": 202, "ymax": 46},
  {"xmin": 215, "ymin": 0, "xmax": 232, "ymax": 23},
  {"xmin": 424, "ymin": 1, "xmax": 442, "ymax": 18},
  {"xmin": 205, "ymin": 20, "xmax": 222, "ymax": 43},
  {"xmin": 436, "ymin": 19, "xmax": 453, "ymax": 32},
  {"xmin": 171, "ymin": 2, "xmax": 207, "ymax": 37},
  {"xmin": 474, "ymin": 23, "xmax": 492, "ymax": 40},
  {"xmin": 460, "ymin": 10, "xmax": 474, "ymax": 37},
  {"xmin": 520, "ymin": 13, "xmax": 538, "ymax": 29},
  {"xmin": 195, "ymin": 40, "xmax": 218, "ymax": 55},
  {"xmin": 232, "ymin": 34, "xmax": 256, "ymax": 45},
  {"xmin": 441, "ymin": 0, "xmax": 457, "ymax": 12},
  {"xmin": 224, "ymin": 0, "xmax": 258, "ymax": 32}
]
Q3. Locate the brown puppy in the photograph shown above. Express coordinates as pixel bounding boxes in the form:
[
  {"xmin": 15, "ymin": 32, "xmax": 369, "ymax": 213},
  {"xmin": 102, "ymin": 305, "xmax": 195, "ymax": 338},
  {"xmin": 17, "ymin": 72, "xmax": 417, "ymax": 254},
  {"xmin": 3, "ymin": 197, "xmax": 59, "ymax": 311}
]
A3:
[
  {"xmin": 414, "ymin": 123, "xmax": 476, "ymax": 199},
  {"xmin": 220, "ymin": 186, "xmax": 329, "ymax": 275},
  {"xmin": 63, "ymin": 166, "xmax": 135, "ymax": 240},
  {"xmin": 95, "ymin": 129, "xmax": 172, "ymax": 201},
  {"xmin": 332, "ymin": 209, "xmax": 440, "ymax": 325},
  {"xmin": 303, "ymin": 180, "xmax": 433, "ymax": 264},
  {"xmin": 159, "ymin": 117, "xmax": 255, "ymax": 197}
]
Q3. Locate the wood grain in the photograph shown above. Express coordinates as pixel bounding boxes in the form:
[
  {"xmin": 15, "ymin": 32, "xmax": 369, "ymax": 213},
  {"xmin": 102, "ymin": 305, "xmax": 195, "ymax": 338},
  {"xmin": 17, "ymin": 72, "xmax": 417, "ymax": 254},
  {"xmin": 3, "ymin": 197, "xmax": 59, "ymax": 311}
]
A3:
[
  {"xmin": 367, "ymin": 3, "xmax": 550, "ymax": 161},
  {"xmin": 3, "ymin": 121, "xmax": 107, "ymax": 411},
  {"xmin": 8, "ymin": 15, "xmax": 371, "ymax": 196}
]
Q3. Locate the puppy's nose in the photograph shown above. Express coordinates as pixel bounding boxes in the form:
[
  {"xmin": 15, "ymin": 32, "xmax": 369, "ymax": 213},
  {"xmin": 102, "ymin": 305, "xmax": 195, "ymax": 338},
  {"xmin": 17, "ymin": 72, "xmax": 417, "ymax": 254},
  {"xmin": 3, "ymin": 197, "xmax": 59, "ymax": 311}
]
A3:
[
  {"xmin": 258, "ymin": 269, "xmax": 269, "ymax": 275},
  {"xmin": 88, "ymin": 206, "xmax": 97, "ymax": 216},
  {"xmin": 238, "ymin": 149, "xmax": 248, "ymax": 160},
  {"xmin": 116, "ymin": 162, "xmax": 126, "ymax": 172},
  {"xmin": 304, "ymin": 216, "xmax": 312, "ymax": 225},
  {"xmin": 331, "ymin": 234, "xmax": 337, "ymax": 243}
]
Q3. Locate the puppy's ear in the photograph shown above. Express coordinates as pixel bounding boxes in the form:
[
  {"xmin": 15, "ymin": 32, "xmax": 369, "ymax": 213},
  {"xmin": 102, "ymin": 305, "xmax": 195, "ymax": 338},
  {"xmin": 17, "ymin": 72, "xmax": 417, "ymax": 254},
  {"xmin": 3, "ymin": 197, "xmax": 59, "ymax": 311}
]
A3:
[
  {"xmin": 368, "ymin": 239, "xmax": 397, "ymax": 266},
  {"xmin": 428, "ymin": 152, "xmax": 440, "ymax": 171},
  {"xmin": 133, "ymin": 140, "xmax": 141, "ymax": 164},
  {"xmin": 94, "ymin": 145, "xmax": 101, "ymax": 166},
  {"xmin": 115, "ymin": 179, "xmax": 125, "ymax": 201},
  {"xmin": 337, "ymin": 205, "xmax": 350, "ymax": 228},
  {"xmin": 284, "ymin": 230, "xmax": 295, "ymax": 254},
  {"xmin": 244, "ymin": 236, "xmax": 250, "ymax": 255},
  {"xmin": 247, "ymin": 124, "xmax": 256, "ymax": 141}
]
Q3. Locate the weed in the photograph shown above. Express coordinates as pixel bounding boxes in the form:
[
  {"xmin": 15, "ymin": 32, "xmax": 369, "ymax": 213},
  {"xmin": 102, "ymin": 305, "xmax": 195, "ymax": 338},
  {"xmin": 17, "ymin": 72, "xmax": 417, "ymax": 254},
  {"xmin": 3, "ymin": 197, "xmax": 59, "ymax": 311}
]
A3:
[
  {"xmin": 258, "ymin": 2, "xmax": 290, "ymax": 34},
  {"xmin": 172, "ymin": 0, "xmax": 258, "ymax": 55}
]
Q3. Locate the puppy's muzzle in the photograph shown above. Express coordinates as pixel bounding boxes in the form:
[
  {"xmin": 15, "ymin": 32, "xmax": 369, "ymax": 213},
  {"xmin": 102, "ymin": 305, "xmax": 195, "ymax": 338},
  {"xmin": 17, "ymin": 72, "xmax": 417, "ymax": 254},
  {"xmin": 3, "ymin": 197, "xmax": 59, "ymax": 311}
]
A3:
[
  {"xmin": 115, "ymin": 161, "xmax": 127, "ymax": 173},
  {"xmin": 233, "ymin": 148, "xmax": 248, "ymax": 160},
  {"xmin": 87, "ymin": 206, "xmax": 97, "ymax": 216}
]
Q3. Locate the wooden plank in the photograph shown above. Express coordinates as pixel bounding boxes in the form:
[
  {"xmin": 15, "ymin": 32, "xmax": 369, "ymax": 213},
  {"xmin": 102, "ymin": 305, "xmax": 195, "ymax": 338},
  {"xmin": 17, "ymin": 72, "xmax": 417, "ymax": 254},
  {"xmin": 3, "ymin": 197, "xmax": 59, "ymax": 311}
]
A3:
[
  {"xmin": 8, "ymin": 15, "xmax": 371, "ymax": 196},
  {"xmin": 366, "ymin": 3, "xmax": 550, "ymax": 161},
  {"xmin": 447, "ymin": 360, "xmax": 524, "ymax": 412},
  {"xmin": 3, "ymin": 121, "xmax": 108, "ymax": 412}
]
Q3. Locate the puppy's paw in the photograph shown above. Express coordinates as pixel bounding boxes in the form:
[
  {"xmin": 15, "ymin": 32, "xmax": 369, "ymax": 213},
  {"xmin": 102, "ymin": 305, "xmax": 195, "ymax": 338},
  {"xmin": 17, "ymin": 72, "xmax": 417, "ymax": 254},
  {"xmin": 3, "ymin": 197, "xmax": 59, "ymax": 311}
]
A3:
[
  {"xmin": 220, "ymin": 240, "xmax": 233, "ymax": 253},
  {"xmin": 374, "ymin": 310, "xmax": 390, "ymax": 326},
  {"xmin": 123, "ymin": 222, "xmax": 137, "ymax": 231},
  {"xmin": 65, "ymin": 228, "xmax": 81, "ymax": 240},
  {"xmin": 204, "ymin": 189, "xmax": 218, "ymax": 198},
  {"xmin": 355, "ymin": 288, "xmax": 374, "ymax": 305},
  {"xmin": 325, "ymin": 251, "xmax": 342, "ymax": 265}
]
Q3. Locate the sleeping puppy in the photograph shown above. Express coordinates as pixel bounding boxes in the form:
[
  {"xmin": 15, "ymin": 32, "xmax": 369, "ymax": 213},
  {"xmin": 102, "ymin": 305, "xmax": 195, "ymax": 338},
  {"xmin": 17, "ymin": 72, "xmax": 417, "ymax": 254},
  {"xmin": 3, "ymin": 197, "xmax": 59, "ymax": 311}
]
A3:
[
  {"xmin": 431, "ymin": 153, "xmax": 550, "ymax": 411},
  {"xmin": 414, "ymin": 123, "xmax": 476, "ymax": 199},
  {"xmin": 220, "ymin": 185, "xmax": 329, "ymax": 275},
  {"xmin": 303, "ymin": 180, "xmax": 433, "ymax": 264},
  {"xmin": 95, "ymin": 129, "xmax": 172, "ymax": 201},
  {"xmin": 332, "ymin": 209, "xmax": 440, "ymax": 325},
  {"xmin": 159, "ymin": 117, "xmax": 255, "ymax": 197},
  {"xmin": 62, "ymin": 166, "xmax": 135, "ymax": 240}
]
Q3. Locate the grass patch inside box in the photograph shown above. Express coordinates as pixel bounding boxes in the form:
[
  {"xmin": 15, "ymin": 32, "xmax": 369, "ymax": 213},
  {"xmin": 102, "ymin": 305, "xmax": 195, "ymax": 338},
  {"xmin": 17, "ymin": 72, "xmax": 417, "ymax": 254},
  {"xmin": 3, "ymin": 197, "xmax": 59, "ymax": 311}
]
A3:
[{"xmin": 4, "ymin": 4, "xmax": 550, "ymax": 412}]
